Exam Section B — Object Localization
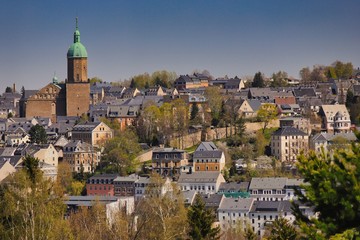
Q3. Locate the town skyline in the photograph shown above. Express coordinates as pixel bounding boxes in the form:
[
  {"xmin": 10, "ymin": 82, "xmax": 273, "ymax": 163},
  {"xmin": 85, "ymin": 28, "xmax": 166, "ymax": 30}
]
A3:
[{"xmin": 1, "ymin": 0, "xmax": 360, "ymax": 90}]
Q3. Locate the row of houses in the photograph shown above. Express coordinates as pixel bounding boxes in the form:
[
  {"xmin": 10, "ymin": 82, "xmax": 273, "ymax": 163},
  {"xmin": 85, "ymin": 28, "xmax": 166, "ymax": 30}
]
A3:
[{"xmin": 84, "ymin": 173, "xmax": 309, "ymax": 238}]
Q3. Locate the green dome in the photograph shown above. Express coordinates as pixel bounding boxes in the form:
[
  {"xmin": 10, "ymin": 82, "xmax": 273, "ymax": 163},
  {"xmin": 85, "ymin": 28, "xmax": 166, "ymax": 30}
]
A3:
[
  {"xmin": 67, "ymin": 42, "xmax": 87, "ymax": 58},
  {"xmin": 67, "ymin": 18, "xmax": 87, "ymax": 58}
]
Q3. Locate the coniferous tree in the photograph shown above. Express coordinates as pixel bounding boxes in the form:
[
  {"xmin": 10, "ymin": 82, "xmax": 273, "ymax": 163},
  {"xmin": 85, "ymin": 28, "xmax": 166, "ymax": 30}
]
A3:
[
  {"xmin": 29, "ymin": 124, "xmax": 48, "ymax": 144},
  {"xmin": 251, "ymin": 71, "xmax": 265, "ymax": 88},
  {"xmin": 293, "ymin": 146, "xmax": 360, "ymax": 239},
  {"xmin": 267, "ymin": 217, "xmax": 298, "ymax": 240},
  {"xmin": 188, "ymin": 194, "xmax": 220, "ymax": 240}
]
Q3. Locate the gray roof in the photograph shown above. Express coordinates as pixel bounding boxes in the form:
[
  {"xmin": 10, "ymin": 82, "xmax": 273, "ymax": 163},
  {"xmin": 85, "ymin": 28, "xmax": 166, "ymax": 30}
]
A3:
[
  {"xmin": 193, "ymin": 150, "xmax": 223, "ymax": 158},
  {"xmin": 199, "ymin": 193, "xmax": 224, "ymax": 209},
  {"xmin": 218, "ymin": 182, "xmax": 250, "ymax": 192},
  {"xmin": 72, "ymin": 122, "xmax": 101, "ymax": 131},
  {"xmin": 250, "ymin": 200, "xmax": 292, "ymax": 213},
  {"xmin": 114, "ymin": 175, "xmax": 138, "ymax": 182},
  {"xmin": 65, "ymin": 195, "xmax": 119, "ymax": 207},
  {"xmin": 89, "ymin": 174, "xmax": 118, "ymax": 180},
  {"xmin": 249, "ymin": 177, "xmax": 287, "ymax": 190},
  {"xmin": 183, "ymin": 190, "xmax": 197, "ymax": 205},
  {"xmin": 196, "ymin": 142, "xmax": 218, "ymax": 151},
  {"xmin": 247, "ymin": 99, "xmax": 262, "ymax": 112},
  {"xmin": 178, "ymin": 172, "xmax": 222, "ymax": 183},
  {"xmin": 293, "ymin": 88, "xmax": 317, "ymax": 97},
  {"xmin": 219, "ymin": 197, "xmax": 254, "ymax": 211},
  {"xmin": 272, "ymin": 126, "xmax": 307, "ymax": 137}
]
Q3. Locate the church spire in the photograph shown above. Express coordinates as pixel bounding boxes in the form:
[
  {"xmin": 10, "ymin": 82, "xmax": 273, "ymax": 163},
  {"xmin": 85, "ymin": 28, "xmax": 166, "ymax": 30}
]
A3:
[{"xmin": 73, "ymin": 17, "xmax": 80, "ymax": 43}]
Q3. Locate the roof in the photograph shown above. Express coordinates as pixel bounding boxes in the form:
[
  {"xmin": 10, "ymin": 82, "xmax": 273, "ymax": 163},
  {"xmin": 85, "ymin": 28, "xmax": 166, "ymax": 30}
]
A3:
[
  {"xmin": 178, "ymin": 172, "xmax": 223, "ymax": 183},
  {"xmin": 199, "ymin": 193, "xmax": 224, "ymax": 208},
  {"xmin": 193, "ymin": 150, "xmax": 223, "ymax": 159},
  {"xmin": 218, "ymin": 182, "xmax": 250, "ymax": 192},
  {"xmin": 293, "ymin": 88, "xmax": 317, "ymax": 97},
  {"xmin": 218, "ymin": 197, "xmax": 254, "ymax": 211},
  {"xmin": 65, "ymin": 195, "xmax": 118, "ymax": 207},
  {"xmin": 272, "ymin": 126, "xmax": 307, "ymax": 137},
  {"xmin": 250, "ymin": 200, "xmax": 292, "ymax": 213},
  {"xmin": 72, "ymin": 122, "xmax": 101, "ymax": 132},
  {"xmin": 196, "ymin": 142, "xmax": 218, "ymax": 151},
  {"xmin": 249, "ymin": 177, "xmax": 288, "ymax": 190},
  {"xmin": 247, "ymin": 99, "xmax": 262, "ymax": 112},
  {"xmin": 89, "ymin": 174, "xmax": 118, "ymax": 180},
  {"xmin": 321, "ymin": 104, "xmax": 350, "ymax": 118}
]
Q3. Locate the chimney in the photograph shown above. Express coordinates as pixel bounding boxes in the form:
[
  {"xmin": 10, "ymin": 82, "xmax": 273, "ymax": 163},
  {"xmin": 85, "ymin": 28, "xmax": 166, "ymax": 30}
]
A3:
[{"xmin": 13, "ymin": 83, "xmax": 16, "ymax": 93}]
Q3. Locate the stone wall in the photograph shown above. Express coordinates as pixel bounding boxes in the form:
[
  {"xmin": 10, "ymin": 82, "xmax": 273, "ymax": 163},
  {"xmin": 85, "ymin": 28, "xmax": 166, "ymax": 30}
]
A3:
[{"xmin": 169, "ymin": 119, "xmax": 280, "ymax": 149}]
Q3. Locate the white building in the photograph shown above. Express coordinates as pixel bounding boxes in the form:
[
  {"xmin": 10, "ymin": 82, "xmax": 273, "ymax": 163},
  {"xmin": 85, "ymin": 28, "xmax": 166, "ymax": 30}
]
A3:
[
  {"xmin": 218, "ymin": 197, "xmax": 254, "ymax": 230},
  {"xmin": 249, "ymin": 177, "xmax": 305, "ymax": 201},
  {"xmin": 178, "ymin": 172, "xmax": 225, "ymax": 194},
  {"xmin": 319, "ymin": 104, "xmax": 351, "ymax": 133}
]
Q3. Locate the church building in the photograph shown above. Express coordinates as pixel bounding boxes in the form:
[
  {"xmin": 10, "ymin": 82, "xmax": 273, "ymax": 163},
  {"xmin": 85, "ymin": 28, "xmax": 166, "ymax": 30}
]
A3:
[{"xmin": 20, "ymin": 18, "xmax": 90, "ymax": 122}]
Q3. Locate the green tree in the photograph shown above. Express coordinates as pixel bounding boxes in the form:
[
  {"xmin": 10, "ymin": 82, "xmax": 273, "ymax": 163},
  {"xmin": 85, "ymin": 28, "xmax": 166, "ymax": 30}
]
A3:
[
  {"xmin": 188, "ymin": 194, "xmax": 220, "ymax": 240},
  {"xmin": 346, "ymin": 90, "xmax": 354, "ymax": 108},
  {"xmin": 257, "ymin": 104, "xmax": 278, "ymax": 133},
  {"xmin": 89, "ymin": 77, "xmax": 102, "ymax": 84},
  {"xmin": 102, "ymin": 128, "xmax": 141, "ymax": 175},
  {"xmin": 5, "ymin": 86, "xmax": 12, "ymax": 93},
  {"xmin": 23, "ymin": 155, "xmax": 41, "ymax": 183},
  {"xmin": 190, "ymin": 103, "xmax": 200, "ymax": 123},
  {"xmin": 0, "ymin": 156, "xmax": 71, "ymax": 239},
  {"xmin": 205, "ymin": 86, "xmax": 223, "ymax": 126},
  {"xmin": 299, "ymin": 67, "xmax": 311, "ymax": 83},
  {"xmin": 7, "ymin": 112, "xmax": 13, "ymax": 118},
  {"xmin": 29, "ymin": 124, "xmax": 48, "ymax": 144},
  {"xmin": 251, "ymin": 71, "xmax": 265, "ymax": 88},
  {"xmin": 293, "ymin": 146, "xmax": 360, "ymax": 239},
  {"xmin": 270, "ymin": 71, "xmax": 288, "ymax": 87},
  {"xmin": 266, "ymin": 217, "xmax": 298, "ymax": 240},
  {"xmin": 131, "ymin": 174, "xmax": 188, "ymax": 240}
]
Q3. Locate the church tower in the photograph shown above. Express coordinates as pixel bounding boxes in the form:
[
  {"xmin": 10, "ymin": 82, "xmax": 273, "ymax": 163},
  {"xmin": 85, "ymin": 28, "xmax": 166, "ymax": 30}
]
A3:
[{"xmin": 66, "ymin": 18, "xmax": 90, "ymax": 117}]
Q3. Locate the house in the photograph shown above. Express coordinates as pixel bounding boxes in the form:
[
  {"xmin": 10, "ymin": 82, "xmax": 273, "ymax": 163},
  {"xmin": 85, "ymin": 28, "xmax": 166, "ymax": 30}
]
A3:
[
  {"xmin": 106, "ymin": 104, "xmax": 139, "ymax": 131},
  {"xmin": 249, "ymin": 177, "xmax": 305, "ymax": 201},
  {"xmin": 86, "ymin": 174, "xmax": 118, "ymax": 196},
  {"xmin": 270, "ymin": 126, "xmax": 309, "ymax": 162},
  {"xmin": 319, "ymin": 104, "xmax": 351, "ymax": 133},
  {"xmin": 30, "ymin": 144, "xmax": 59, "ymax": 167},
  {"xmin": 113, "ymin": 175, "xmax": 138, "ymax": 197},
  {"xmin": 152, "ymin": 148, "xmax": 189, "ymax": 177},
  {"xmin": 249, "ymin": 200, "xmax": 294, "ymax": 237},
  {"xmin": 174, "ymin": 73, "xmax": 210, "ymax": 90},
  {"xmin": 5, "ymin": 127, "xmax": 30, "ymax": 146},
  {"xmin": 278, "ymin": 104, "xmax": 301, "ymax": 117},
  {"xmin": 64, "ymin": 195, "xmax": 135, "ymax": 222},
  {"xmin": 145, "ymin": 86, "xmax": 166, "ymax": 96},
  {"xmin": 122, "ymin": 88, "xmax": 141, "ymax": 99},
  {"xmin": 134, "ymin": 176, "xmax": 172, "ymax": 201},
  {"xmin": 218, "ymin": 197, "xmax": 254, "ymax": 231},
  {"xmin": 63, "ymin": 140, "xmax": 100, "ymax": 173},
  {"xmin": 193, "ymin": 149, "xmax": 225, "ymax": 172},
  {"xmin": 237, "ymin": 99, "xmax": 262, "ymax": 118},
  {"xmin": 178, "ymin": 172, "xmax": 226, "ymax": 194},
  {"xmin": 310, "ymin": 132, "xmax": 357, "ymax": 154},
  {"xmin": 71, "ymin": 121, "xmax": 113, "ymax": 147}
]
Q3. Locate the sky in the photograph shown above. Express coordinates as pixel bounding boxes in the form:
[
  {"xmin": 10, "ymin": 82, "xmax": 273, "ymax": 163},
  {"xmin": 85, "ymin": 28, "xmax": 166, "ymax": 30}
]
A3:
[{"xmin": 0, "ymin": 0, "xmax": 360, "ymax": 90}]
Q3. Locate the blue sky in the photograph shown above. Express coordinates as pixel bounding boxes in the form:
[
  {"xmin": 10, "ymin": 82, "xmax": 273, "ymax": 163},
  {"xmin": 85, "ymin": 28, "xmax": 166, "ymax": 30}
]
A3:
[{"xmin": 1, "ymin": 0, "xmax": 359, "ymax": 90}]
